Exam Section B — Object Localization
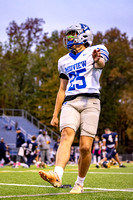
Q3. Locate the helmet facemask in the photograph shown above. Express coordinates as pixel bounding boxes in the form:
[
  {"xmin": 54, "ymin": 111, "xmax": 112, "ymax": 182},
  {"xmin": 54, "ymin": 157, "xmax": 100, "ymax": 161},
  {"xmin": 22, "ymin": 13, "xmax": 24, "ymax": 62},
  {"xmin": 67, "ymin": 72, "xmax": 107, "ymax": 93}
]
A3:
[{"xmin": 63, "ymin": 30, "xmax": 80, "ymax": 50}]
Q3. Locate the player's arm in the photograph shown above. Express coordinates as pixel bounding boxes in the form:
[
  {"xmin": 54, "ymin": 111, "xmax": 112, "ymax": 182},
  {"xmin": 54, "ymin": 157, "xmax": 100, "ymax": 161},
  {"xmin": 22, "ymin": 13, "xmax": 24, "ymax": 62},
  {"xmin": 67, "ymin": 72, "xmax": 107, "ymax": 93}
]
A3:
[
  {"xmin": 51, "ymin": 78, "xmax": 68, "ymax": 128},
  {"xmin": 102, "ymin": 139, "xmax": 106, "ymax": 152},
  {"xmin": 115, "ymin": 134, "xmax": 118, "ymax": 149},
  {"xmin": 22, "ymin": 143, "xmax": 27, "ymax": 147},
  {"xmin": 92, "ymin": 49, "xmax": 105, "ymax": 69}
]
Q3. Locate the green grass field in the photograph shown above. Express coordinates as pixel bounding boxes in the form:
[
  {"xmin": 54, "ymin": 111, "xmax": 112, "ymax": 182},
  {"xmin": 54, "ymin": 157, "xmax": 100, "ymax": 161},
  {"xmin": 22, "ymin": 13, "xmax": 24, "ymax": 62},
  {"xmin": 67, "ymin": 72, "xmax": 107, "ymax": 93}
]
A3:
[{"xmin": 0, "ymin": 163, "xmax": 133, "ymax": 200}]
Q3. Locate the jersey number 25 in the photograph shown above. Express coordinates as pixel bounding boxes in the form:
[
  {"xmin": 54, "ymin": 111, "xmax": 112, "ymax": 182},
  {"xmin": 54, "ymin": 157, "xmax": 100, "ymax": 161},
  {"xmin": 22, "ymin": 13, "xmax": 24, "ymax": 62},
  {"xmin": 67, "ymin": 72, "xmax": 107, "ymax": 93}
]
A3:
[{"xmin": 68, "ymin": 68, "xmax": 87, "ymax": 91}]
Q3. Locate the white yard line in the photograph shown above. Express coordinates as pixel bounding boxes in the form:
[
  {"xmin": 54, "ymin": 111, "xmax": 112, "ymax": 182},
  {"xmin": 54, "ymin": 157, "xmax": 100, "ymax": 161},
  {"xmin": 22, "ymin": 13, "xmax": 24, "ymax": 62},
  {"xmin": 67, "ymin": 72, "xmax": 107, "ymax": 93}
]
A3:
[
  {"xmin": 0, "ymin": 183, "xmax": 133, "ymax": 199},
  {"xmin": 0, "ymin": 170, "xmax": 133, "ymax": 175},
  {"xmin": 0, "ymin": 191, "xmax": 100, "ymax": 199},
  {"xmin": 0, "ymin": 183, "xmax": 52, "ymax": 188},
  {"xmin": 84, "ymin": 187, "xmax": 133, "ymax": 192},
  {"xmin": 66, "ymin": 172, "xmax": 133, "ymax": 175},
  {"xmin": 0, "ymin": 183, "xmax": 133, "ymax": 192}
]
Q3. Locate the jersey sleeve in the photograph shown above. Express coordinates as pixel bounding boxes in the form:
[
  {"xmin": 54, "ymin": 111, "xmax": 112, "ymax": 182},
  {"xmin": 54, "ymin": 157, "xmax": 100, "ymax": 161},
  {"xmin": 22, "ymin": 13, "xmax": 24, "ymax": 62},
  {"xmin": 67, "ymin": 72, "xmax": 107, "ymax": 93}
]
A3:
[
  {"xmin": 58, "ymin": 58, "xmax": 69, "ymax": 80},
  {"xmin": 96, "ymin": 44, "xmax": 109, "ymax": 63},
  {"xmin": 102, "ymin": 134, "xmax": 106, "ymax": 142}
]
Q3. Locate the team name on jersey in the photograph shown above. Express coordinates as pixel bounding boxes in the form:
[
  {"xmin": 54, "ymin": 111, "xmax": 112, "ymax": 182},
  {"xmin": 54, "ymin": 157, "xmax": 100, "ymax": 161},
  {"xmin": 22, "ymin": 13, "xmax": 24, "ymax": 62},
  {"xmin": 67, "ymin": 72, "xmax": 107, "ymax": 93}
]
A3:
[{"xmin": 65, "ymin": 60, "xmax": 86, "ymax": 73}]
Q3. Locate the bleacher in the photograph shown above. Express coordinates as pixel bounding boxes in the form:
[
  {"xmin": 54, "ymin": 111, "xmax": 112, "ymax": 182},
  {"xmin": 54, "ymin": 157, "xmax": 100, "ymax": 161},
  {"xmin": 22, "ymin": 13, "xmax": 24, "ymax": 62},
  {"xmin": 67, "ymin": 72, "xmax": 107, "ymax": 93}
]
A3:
[
  {"xmin": 9, "ymin": 116, "xmax": 39, "ymax": 136},
  {"xmin": 0, "ymin": 116, "xmax": 16, "ymax": 146},
  {"xmin": 0, "ymin": 109, "xmax": 60, "ymax": 156},
  {"xmin": 0, "ymin": 116, "xmax": 17, "ymax": 155}
]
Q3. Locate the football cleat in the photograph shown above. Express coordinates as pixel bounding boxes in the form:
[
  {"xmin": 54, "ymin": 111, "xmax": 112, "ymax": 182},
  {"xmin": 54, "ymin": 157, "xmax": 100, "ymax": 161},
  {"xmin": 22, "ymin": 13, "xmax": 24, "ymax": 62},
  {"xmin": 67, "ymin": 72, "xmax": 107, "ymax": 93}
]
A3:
[
  {"xmin": 38, "ymin": 170, "xmax": 62, "ymax": 187},
  {"xmin": 96, "ymin": 164, "xmax": 100, "ymax": 168},
  {"xmin": 70, "ymin": 183, "xmax": 84, "ymax": 194},
  {"xmin": 119, "ymin": 164, "xmax": 126, "ymax": 168}
]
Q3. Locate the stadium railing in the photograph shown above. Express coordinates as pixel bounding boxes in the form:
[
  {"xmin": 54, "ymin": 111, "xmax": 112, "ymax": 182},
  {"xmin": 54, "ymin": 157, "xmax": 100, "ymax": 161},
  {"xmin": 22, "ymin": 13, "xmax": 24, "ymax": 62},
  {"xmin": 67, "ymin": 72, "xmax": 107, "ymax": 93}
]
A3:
[{"xmin": 0, "ymin": 108, "xmax": 60, "ymax": 141}]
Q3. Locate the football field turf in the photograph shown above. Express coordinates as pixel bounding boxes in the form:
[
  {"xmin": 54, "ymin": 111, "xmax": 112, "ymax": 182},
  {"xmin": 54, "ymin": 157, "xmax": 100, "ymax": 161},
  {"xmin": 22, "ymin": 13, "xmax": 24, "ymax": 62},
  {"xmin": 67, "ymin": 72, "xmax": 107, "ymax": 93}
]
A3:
[{"xmin": 0, "ymin": 163, "xmax": 133, "ymax": 200}]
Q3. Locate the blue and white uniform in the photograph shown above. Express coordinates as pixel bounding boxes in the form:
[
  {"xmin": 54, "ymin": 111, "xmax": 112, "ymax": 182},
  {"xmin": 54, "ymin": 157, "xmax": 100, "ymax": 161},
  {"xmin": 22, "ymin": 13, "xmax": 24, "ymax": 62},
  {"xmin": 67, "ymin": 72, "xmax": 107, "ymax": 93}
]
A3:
[
  {"xmin": 58, "ymin": 44, "xmax": 109, "ymax": 101},
  {"xmin": 59, "ymin": 44, "xmax": 109, "ymax": 137}
]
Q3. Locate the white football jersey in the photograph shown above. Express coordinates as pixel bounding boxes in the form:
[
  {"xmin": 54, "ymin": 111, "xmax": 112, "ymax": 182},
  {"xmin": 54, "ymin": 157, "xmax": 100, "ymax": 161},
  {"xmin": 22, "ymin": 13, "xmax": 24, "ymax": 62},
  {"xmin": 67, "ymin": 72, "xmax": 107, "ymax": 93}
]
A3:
[{"xmin": 58, "ymin": 44, "xmax": 109, "ymax": 96}]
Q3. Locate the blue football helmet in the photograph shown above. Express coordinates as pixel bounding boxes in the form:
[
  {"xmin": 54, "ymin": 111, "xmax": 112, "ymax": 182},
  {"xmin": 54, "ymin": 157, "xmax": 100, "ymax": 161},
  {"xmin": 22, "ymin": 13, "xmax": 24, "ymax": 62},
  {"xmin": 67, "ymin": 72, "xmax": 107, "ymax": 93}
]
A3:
[{"xmin": 63, "ymin": 23, "xmax": 93, "ymax": 50}]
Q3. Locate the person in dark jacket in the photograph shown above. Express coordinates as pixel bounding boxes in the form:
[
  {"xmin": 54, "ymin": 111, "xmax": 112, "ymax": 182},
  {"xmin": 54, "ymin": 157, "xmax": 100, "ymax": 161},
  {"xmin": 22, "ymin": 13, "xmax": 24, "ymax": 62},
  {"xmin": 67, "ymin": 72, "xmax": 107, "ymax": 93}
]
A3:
[
  {"xmin": 0, "ymin": 138, "xmax": 6, "ymax": 165},
  {"xmin": 16, "ymin": 128, "xmax": 25, "ymax": 162}
]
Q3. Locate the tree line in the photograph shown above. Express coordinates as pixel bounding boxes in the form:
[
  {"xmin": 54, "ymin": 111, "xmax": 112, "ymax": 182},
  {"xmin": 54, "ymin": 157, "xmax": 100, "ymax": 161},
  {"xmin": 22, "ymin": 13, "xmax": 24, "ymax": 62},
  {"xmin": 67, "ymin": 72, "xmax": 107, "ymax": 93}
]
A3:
[{"xmin": 0, "ymin": 18, "xmax": 133, "ymax": 153}]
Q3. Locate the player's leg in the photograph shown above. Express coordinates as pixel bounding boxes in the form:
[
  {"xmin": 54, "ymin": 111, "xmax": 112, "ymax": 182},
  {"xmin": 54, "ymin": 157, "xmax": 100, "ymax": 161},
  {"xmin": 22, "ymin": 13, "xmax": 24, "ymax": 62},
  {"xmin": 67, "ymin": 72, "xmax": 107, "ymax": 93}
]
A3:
[
  {"xmin": 39, "ymin": 127, "xmax": 75, "ymax": 187},
  {"xmin": 100, "ymin": 149, "xmax": 114, "ymax": 168},
  {"xmin": 93, "ymin": 154, "xmax": 97, "ymax": 164},
  {"xmin": 114, "ymin": 152, "xmax": 121, "ymax": 165},
  {"xmin": 96, "ymin": 149, "xmax": 111, "ymax": 168},
  {"xmin": 98, "ymin": 156, "xmax": 107, "ymax": 166},
  {"xmin": 40, "ymin": 150, "xmax": 45, "ymax": 163},
  {"xmin": 70, "ymin": 136, "xmax": 94, "ymax": 194},
  {"xmin": 114, "ymin": 153, "xmax": 126, "ymax": 167},
  {"xmin": 70, "ymin": 97, "xmax": 100, "ymax": 193},
  {"xmin": 98, "ymin": 155, "xmax": 101, "ymax": 163},
  {"xmin": 39, "ymin": 102, "xmax": 80, "ymax": 187},
  {"xmin": 55, "ymin": 127, "xmax": 75, "ymax": 168},
  {"xmin": 78, "ymin": 136, "xmax": 93, "ymax": 177},
  {"xmin": 46, "ymin": 149, "xmax": 52, "ymax": 164},
  {"xmin": 95, "ymin": 153, "xmax": 101, "ymax": 168},
  {"xmin": 54, "ymin": 103, "xmax": 80, "ymax": 177}
]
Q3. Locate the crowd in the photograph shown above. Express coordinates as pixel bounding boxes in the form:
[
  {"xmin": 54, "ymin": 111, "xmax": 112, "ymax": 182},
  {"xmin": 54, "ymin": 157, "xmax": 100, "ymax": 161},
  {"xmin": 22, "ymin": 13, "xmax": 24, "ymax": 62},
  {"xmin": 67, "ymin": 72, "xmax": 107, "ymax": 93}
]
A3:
[
  {"xmin": 0, "ymin": 126, "xmax": 80, "ymax": 168},
  {"xmin": 13, "ymin": 128, "xmax": 55, "ymax": 168},
  {"xmin": 0, "ymin": 126, "xmax": 126, "ymax": 169},
  {"xmin": 14, "ymin": 127, "xmax": 79, "ymax": 168}
]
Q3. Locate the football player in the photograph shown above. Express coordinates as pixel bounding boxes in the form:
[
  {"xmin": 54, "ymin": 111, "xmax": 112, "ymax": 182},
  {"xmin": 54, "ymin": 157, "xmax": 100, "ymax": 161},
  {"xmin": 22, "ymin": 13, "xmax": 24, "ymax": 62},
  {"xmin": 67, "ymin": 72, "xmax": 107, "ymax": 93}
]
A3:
[
  {"xmin": 92, "ymin": 136, "xmax": 101, "ymax": 166},
  {"xmin": 97, "ymin": 128, "xmax": 126, "ymax": 168},
  {"xmin": 38, "ymin": 23, "xmax": 109, "ymax": 193},
  {"xmin": 21, "ymin": 136, "xmax": 38, "ymax": 168}
]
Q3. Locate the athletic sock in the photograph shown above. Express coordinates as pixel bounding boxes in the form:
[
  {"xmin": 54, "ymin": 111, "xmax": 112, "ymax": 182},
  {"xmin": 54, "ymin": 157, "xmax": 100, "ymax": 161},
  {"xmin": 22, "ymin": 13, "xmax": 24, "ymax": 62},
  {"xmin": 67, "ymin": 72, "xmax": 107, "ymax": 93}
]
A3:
[
  {"xmin": 75, "ymin": 176, "xmax": 85, "ymax": 186},
  {"xmin": 54, "ymin": 166, "xmax": 64, "ymax": 180}
]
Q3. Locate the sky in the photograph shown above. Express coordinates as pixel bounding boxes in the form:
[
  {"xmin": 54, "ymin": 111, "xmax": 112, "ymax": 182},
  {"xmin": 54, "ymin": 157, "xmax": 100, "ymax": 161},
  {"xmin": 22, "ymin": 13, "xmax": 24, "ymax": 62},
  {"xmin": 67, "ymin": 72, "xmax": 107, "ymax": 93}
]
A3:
[{"xmin": 0, "ymin": 0, "xmax": 133, "ymax": 43}]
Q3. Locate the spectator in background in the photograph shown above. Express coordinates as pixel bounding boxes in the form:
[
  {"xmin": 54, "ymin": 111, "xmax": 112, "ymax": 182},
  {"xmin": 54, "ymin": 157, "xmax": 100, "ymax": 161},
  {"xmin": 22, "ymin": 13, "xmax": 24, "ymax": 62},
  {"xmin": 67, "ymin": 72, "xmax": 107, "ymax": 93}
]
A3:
[
  {"xmin": 0, "ymin": 138, "xmax": 6, "ymax": 166},
  {"xmin": 37, "ymin": 129, "xmax": 51, "ymax": 165},
  {"xmin": 38, "ymin": 129, "xmax": 43, "ymax": 135},
  {"xmin": 53, "ymin": 138, "xmax": 60, "ymax": 163},
  {"xmin": 16, "ymin": 128, "xmax": 25, "ymax": 163},
  {"xmin": 75, "ymin": 147, "xmax": 80, "ymax": 164},
  {"xmin": 5, "ymin": 145, "xmax": 14, "ymax": 166},
  {"xmin": 53, "ymin": 138, "xmax": 60, "ymax": 152},
  {"xmin": 70, "ymin": 146, "xmax": 75, "ymax": 163},
  {"xmin": 92, "ymin": 136, "xmax": 101, "ymax": 167},
  {"xmin": 5, "ymin": 120, "xmax": 12, "ymax": 130},
  {"xmin": 15, "ymin": 121, "xmax": 18, "ymax": 130}
]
